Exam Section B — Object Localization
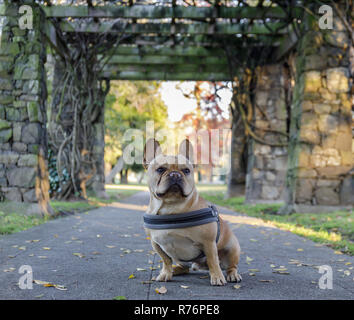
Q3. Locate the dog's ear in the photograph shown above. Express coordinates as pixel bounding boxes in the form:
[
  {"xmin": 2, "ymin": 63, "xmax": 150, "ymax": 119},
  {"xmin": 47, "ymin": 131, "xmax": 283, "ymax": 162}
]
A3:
[
  {"xmin": 143, "ymin": 138, "xmax": 162, "ymax": 169},
  {"xmin": 178, "ymin": 139, "xmax": 194, "ymax": 164}
]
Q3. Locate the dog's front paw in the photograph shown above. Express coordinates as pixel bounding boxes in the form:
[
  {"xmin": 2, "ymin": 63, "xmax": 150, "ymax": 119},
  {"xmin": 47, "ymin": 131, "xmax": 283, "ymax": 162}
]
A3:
[
  {"xmin": 210, "ymin": 273, "xmax": 226, "ymax": 286},
  {"xmin": 155, "ymin": 270, "xmax": 173, "ymax": 282},
  {"xmin": 226, "ymin": 269, "xmax": 242, "ymax": 283}
]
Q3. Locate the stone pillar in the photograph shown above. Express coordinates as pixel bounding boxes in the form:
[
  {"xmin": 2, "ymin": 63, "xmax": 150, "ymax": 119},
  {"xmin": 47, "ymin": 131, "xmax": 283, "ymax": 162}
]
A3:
[
  {"xmin": 245, "ymin": 64, "xmax": 289, "ymax": 203},
  {"xmin": 283, "ymin": 9, "xmax": 353, "ymax": 212},
  {"xmin": 0, "ymin": 1, "xmax": 52, "ymax": 214}
]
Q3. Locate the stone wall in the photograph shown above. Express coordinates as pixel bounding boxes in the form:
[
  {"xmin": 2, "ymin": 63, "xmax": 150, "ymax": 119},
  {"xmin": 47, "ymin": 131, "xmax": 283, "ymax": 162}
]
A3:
[
  {"xmin": 0, "ymin": 1, "xmax": 50, "ymax": 212},
  {"xmin": 284, "ymin": 12, "xmax": 353, "ymax": 212},
  {"xmin": 245, "ymin": 64, "xmax": 289, "ymax": 203}
]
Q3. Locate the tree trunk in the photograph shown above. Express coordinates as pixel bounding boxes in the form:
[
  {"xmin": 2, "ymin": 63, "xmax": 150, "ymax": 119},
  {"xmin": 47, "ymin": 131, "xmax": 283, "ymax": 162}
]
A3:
[
  {"xmin": 105, "ymin": 157, "xmax": 124, "ymax": 184},
  {"xmin": 226, "ymin": 117, "xmax": 246, "ymax": 198},
  {"xmin": 120, "ymin": 169, "xmax": 128, "ymax": 184}
]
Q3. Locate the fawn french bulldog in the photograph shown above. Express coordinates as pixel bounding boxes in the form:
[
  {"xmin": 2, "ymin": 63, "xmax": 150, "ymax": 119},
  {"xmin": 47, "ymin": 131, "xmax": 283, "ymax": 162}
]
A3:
[{"xmin": 143, "ymin": 138, "xmax": 241, "ymax": 286}]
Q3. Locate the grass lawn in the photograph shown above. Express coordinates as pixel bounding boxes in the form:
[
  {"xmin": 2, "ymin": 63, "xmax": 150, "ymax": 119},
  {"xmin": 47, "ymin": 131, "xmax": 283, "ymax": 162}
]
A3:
[
  {"xmin": 199, "ymin": 185, "xmax": 354, "ymax": 255},
  {"xmin": 0, "ymin": 183, "xmax": 145, "ymax": 236}
]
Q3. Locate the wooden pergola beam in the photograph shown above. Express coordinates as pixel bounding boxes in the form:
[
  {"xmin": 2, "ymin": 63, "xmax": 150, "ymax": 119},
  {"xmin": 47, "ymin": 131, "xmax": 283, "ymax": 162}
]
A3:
[
  {"xmin": 42, "ymin": 5, "xmax": 302, "ymax": 20},
  {"xmin": 100, "ymin": 70, "xmax": 231, "ymax": 81},
  {"xmin": 105, "ymin": 54, "xmax": 228, "ymax": 65},
  {"xmin": 60, "ymin": 21, "xmax": 289, "ymax": 35},
  {"xmin": 103, "ymin": 63, "xmax": 229, "ymax": 73},
  {"xmin": 111, "ymin": 45, "xmax": 225, "ymax": 56}
]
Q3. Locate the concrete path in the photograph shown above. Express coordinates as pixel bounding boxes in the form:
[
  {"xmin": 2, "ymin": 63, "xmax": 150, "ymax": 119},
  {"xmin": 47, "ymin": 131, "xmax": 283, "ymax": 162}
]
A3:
[{"xmin": 0, "ymin": 192, "xmax": 353, "ymax": 300}]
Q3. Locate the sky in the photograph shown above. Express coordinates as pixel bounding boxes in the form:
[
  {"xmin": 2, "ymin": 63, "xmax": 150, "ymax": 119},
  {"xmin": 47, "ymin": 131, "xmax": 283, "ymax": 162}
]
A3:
[{"xmin": 159, "ymin": 81, "xmax": 232, "ymax": 122}]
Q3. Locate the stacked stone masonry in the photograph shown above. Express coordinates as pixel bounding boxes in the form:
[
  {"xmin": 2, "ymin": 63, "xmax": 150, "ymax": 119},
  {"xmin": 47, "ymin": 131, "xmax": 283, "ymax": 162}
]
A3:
[
  {"xmin": 0, "ymin": 1, "xmax": 47, "ymax": 203},
  {"xmin": 286, "ymin": 14, "xmax": 353, "ymax": 208},
  {"xmin": 246, "ymin": 64, "xmax": 289, "ymax": 203}
]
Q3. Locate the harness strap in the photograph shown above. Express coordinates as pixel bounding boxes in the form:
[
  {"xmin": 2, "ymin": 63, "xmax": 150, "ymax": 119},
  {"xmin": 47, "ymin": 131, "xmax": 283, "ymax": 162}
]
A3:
[{"xmin": 143, "ymin": 205, "xmax": 220, "ymax": 262}]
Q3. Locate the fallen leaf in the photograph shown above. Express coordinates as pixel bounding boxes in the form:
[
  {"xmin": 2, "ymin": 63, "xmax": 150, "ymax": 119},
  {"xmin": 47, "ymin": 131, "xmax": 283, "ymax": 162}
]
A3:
[
  {"xmin": 37, "ymin": 256, "xmax": 47, "ymax": 259},
  {"xmin": 128, "ymin": 274, "xmax": 135, "ymax": 279},
  {"xmin": 33, "ymin": 280, "xmax": 67, "ymax": 291},
  {"xmin": 180, "ymin": 285, "xmax": 189, "ymax": 289},
  {"xmin": 136, "ymin": 268, "xmax": 147, "ymax": 271},
  {"xmin": 199, "ymin": 275, "xmax": 209, "ymax": 279},
  {"xmin": 72, "ymin": 253, "xmax": 85, "ymax": 258},
  {"xmin": 106, "ymin": 245, "xmax": 116, "ymax": 249},
  {"xmin": 42, "ymin": 247, "xmax": 51, "ymax": 250},
  {"xmin": 297, "ymin": 248, "xmax": 304, "ymax": 252},
  {"xmin": 250, "ymin": 239, "xmax": 258, "ymax": 242},
  {"xmin": 345, "ymin": 262, "xmax": 352, "ymax": 265},
  {"xmin": 270, "ymin": 264, "xmax": 276, "ymax": 268},
  {"xmin": 141, "ymin": 280, "xmax": 153, "ymax": 284},
  {"xmin": 35, "ymin": 294, "xmax": 44, "ymax": 298},
  {"xmin": 273, "ymin": 271, "xmax": 290, "ymax": 275},
  {"xmin": 3, "ymin": 268, "xmax": 16, "ymax": 273},
  {"xmin": 274, "ymin": 268, "xmax": 288, "ymax": 272},
  {"xmin": 246, "ymin": 256, "xmax": 254, "ymax": 263},
  {"xmin": 334, "ymin": 250, "xmax": 343, "ymax": 255},
  {"xmin": 155, "ymin": 286, "xmax": 167, "ymax": 294},
  {"xmin": 344, "ymin": 270, "xmax": 350, "ymax": 276},
  {"xmin": 249, "ymin": 273, "xmax": 256, "ymax": 276},
  {"xmin": 248, "ymin": 269, "xmax": 260, "ymax": 272},
  {"xmin": 92, "ymin": 251, "xmax": 101, "ymax": 255},
  {"xmin": 134, "ymin": 249, "xmax": 144, "ymax": 253},
  {"xmin": 18, "ymin": 246, "xmax": 26, "ymax": 251},
  {"xmin": 113, "ymin": 296, "xmax": 126, "ymax": 300}
]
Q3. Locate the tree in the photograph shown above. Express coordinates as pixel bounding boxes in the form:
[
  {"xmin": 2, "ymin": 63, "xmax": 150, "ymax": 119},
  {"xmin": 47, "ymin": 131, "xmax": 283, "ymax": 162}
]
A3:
[{"xmin": 104, "ymin": 81, "xmax": 168, "ymax": 183}]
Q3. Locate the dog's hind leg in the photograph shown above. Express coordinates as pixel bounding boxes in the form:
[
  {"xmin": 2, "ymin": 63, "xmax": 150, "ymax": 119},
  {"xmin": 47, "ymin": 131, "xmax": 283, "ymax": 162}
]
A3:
[{"xmin": 173, "ymin": 263, "xmax": 190, "ymax": 276}]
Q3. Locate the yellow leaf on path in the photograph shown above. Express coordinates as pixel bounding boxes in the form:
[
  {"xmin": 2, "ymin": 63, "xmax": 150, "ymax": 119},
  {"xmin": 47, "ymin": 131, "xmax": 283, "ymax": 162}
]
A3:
[
  {"xmin": 180, "ymin": 285, "xmax": 189, "ymax": 289},
  {"xmin": 345, "ymin": 262, "xmax": 352, "ymax": 265},
  {"xmin": 274, "ymin": 268, "xmax": 287, "ymax": 272},
  {"xmin": 155, "ymin": 286, "xmax": 167, "ymax": 294},
  {"xmin": 246, "ymin": 256, "xmax": 253, "ymax": 263},
  {"xmin": 42, "ymin": 247, "xmax": 51, "ymax": 250},
  {"xmin": 233, "ymin": 284, "xmax": 241, "ymax": 289},
  {"xmin": 270, "ymin": 264, "xmax": 276, "ymax": 268},
  {"xmin": 334, "ymin": 251, "xmax": 343, "ymax": 255},
  {"xmin": 249, "ymin": 273, "xmax": 256, "ymax": 276},
  {"xmin": 33, "ymin": 280, "xmax": 67, "ymax": 291},
  {"xmin": 72, "ymin": 253, "xmax": 85, "ymax": 258},
  {"xmin": 136, "ymin": 268, "xmax": 147, "ymax": 271},
  {"xmin": 297, "ymin": 248, "xmax": 304, "ymax": 252},
  {"xmin": 250, "ymin": 239, "xmax": 258, "ymax": 242},
  {"xmin": 344, "ymin": 270, "xmax": 350, "ymax": 276},
  {"xmin": 248, "ymin": 269, "xmax": 260, "ymax": 272},
  {"xmin": 106, "ymin": 245, "xmax": 116, "ymax": 249},
  {"xmin": 146, "ymin": 237, "xmax": 151, "ymax": 240},
  {"xmin": 128, "ymin": 274, "xmax": 135, "ymax": 279}
]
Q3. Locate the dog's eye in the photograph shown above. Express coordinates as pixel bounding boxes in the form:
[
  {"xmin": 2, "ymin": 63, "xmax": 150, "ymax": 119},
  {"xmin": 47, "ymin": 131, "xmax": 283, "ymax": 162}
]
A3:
[
  {"xmin": 156, "ymin": 167, "xmax": 167, "ymax": 174},
  {"xmin": 182, "ymin": 168, "xmax": 190, "ymax": 175}
]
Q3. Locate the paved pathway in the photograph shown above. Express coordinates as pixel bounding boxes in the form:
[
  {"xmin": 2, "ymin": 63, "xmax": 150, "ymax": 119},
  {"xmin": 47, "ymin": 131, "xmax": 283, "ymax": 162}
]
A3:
[{"xmin": 0, "ymin": 192, "xmax": 353, "ymax": 300}]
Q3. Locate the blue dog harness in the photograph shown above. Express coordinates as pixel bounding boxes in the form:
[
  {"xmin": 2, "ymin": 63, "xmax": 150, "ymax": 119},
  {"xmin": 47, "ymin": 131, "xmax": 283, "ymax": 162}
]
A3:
[{"xmin": 143, "ymin": 205, "xmax": 221, "ymax": 261}]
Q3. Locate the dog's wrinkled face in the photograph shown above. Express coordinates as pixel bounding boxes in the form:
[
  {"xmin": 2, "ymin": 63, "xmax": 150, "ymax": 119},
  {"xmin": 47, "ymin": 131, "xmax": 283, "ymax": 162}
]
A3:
[{"xmin": 144, "ymin": 139, "xmax": 195, "ymax": 203}]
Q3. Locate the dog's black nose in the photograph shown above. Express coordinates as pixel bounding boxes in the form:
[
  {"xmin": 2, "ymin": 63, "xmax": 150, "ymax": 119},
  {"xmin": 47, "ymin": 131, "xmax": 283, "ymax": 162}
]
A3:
[{"xmin": 168, "ymin": 171, "xmax": 182, "ymax": 181}]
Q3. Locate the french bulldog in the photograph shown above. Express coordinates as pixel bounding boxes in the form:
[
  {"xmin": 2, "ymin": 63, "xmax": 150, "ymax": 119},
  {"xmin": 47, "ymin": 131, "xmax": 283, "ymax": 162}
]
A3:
[{"xmin": 143, "ymin": 138, "xmax": 242, "ymax": 286}]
